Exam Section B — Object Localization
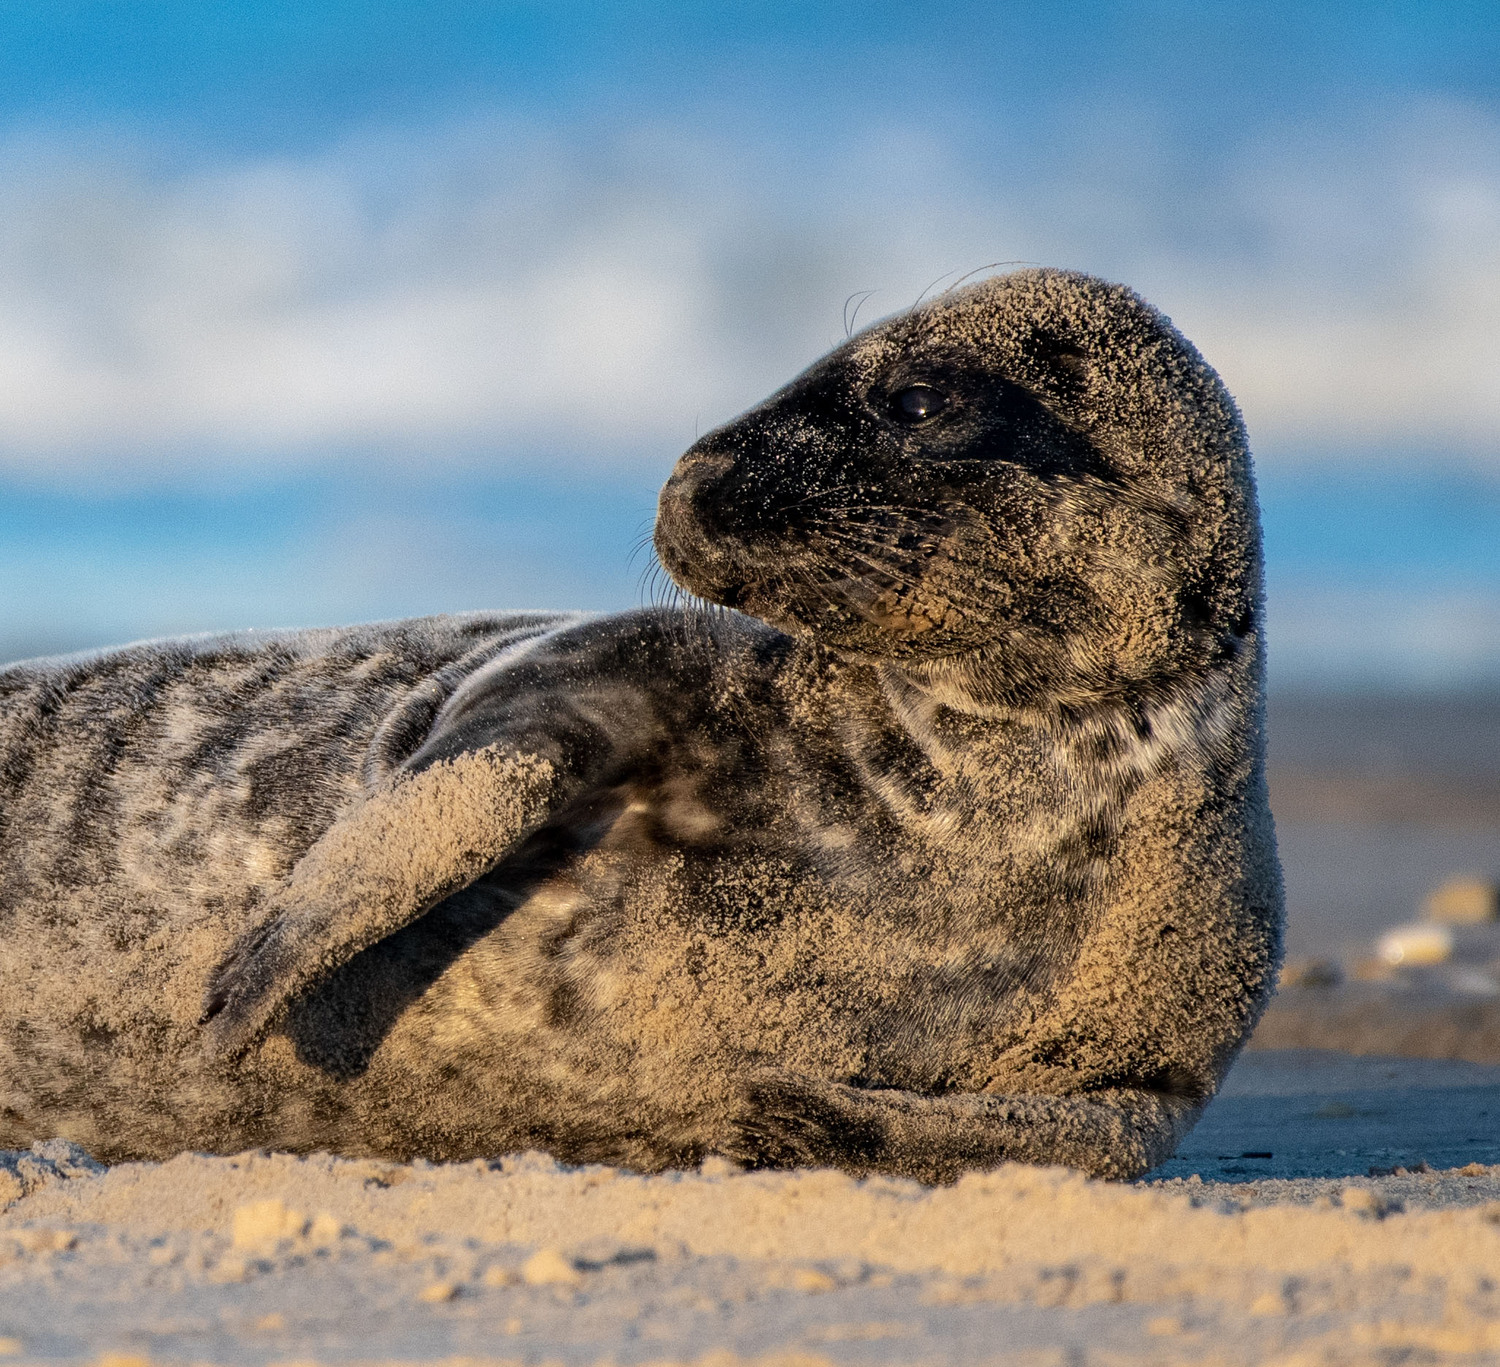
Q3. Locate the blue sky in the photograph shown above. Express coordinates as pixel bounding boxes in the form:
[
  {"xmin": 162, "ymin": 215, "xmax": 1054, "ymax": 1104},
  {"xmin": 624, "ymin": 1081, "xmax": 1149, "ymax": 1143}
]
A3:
[{"xmin": 0, "ymin": 2, "xmax": 1498, "ymax": 687}]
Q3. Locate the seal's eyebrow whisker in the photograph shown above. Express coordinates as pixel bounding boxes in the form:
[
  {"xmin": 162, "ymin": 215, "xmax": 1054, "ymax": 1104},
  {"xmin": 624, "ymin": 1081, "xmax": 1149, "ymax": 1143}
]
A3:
[
  {"xmin": 842, "ymin": 289, "xmax": 878, "ymax": 338},
  {"xmin": 911, "ymin": 266, "xmax": 965, "ymax": 312},
  {"xmin": 934, "ymin": 261, "xmax": 1035, "ymax": 302}
]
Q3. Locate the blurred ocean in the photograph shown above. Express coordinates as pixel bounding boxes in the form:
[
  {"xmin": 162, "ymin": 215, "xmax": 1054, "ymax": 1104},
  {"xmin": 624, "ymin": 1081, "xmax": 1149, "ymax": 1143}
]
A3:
[
  {"xmin": 4, "ymin": 457, "xmax": 1499, "ymax": 693},
  {"xmin": 0, "ymin": 469, "xmax": 663, "ymax": 664}
]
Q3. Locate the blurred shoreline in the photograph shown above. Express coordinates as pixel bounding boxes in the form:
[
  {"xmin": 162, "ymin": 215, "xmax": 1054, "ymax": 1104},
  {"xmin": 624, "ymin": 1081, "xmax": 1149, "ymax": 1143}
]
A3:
[
  {"xmin": 1269, "ymin": 692, "xmax": 1500, "ymax": 825},
  {"xmin": 1268, "ymin": 692, "xmax": 1500, "ymax": 961}
]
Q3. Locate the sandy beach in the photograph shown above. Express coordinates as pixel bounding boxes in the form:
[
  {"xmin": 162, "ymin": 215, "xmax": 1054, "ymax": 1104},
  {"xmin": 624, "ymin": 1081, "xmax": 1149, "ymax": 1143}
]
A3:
[{"xmin": 4, "ymin": 1046, "xmax": 1500, "ymax": 1365}]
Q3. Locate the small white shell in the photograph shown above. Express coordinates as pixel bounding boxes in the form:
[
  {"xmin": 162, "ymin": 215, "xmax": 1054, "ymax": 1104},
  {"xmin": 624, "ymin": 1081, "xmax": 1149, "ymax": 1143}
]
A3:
[{"xmin": 1376, "ymin": 923, "xmax": 1455, "ymax": 967}]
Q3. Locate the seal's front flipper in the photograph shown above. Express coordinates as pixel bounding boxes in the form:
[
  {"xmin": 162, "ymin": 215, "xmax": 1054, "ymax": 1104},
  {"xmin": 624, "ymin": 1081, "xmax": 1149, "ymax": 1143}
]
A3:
[
  {"xmin": 725, "ymin": 1073, "xmax": 1202, "ymax": 1182},
  {"xmin": 202, "ymin": 747, "xmax": 557, "ymax": 1060}
]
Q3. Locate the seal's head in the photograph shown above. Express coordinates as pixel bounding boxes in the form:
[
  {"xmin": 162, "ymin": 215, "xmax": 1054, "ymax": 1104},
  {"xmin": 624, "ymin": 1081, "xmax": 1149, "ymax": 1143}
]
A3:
[{"xmin": 654, "ymin": 268, "xmax": 1260, "ymax": 711}]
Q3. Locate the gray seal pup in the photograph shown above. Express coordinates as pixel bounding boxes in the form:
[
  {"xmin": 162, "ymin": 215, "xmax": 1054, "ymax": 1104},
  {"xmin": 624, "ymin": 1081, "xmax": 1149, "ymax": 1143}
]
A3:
[{"xmin": 0, "ymin": 268, "xmax": 1281, "ymax": 1181}]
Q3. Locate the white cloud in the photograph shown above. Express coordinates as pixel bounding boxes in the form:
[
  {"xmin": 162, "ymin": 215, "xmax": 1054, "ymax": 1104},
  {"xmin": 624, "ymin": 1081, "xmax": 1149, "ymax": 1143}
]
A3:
[
  {"xmin": 1156, "ymin": 102, "xmax": 1500, "ymax": 454},
  {"xmin": 0, "ymin": 100, "xmax": 1496, "ymax": 480}
]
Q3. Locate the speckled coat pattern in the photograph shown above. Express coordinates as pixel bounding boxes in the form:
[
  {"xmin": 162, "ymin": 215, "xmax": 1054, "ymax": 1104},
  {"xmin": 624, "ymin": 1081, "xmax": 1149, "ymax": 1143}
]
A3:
[{"xmin": 0, "ymin": 269, "xmax": 1281, "ymax": 1181}]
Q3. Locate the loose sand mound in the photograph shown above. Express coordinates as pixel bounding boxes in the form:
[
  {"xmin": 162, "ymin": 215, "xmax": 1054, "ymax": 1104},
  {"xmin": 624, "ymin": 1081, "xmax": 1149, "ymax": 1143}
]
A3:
[{"xmin": 5, "ymin": 1049, "xmax": 1500, "ymax": 1366}]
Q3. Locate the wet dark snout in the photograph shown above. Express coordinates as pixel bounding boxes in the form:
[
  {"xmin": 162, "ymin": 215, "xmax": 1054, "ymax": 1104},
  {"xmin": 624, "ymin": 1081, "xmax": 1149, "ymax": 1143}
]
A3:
[{"xmin": 654, "ymin": 399, "xmax": 847, "ymax": 609}]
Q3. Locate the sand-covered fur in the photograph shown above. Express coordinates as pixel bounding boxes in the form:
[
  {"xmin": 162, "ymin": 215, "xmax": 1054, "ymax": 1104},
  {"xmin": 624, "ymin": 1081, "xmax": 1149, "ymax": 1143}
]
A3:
[{"xmin": 0, "ymin": 269, "xmax": 1281, "ymax": 1179}]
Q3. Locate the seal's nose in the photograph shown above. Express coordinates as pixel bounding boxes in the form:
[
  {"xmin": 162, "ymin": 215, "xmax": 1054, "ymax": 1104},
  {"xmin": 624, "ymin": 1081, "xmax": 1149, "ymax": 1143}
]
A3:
[
  {"xmin": 660, "ymin": 446, "xmax": 736, "ymax": 509},
  {"xmin": 655, "ymin": 445, "xmax": 740, "ymax": 542}
]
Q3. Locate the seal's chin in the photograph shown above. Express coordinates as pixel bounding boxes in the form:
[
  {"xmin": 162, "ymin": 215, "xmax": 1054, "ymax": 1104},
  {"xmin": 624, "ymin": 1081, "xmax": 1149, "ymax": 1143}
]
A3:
[{"xmin": 651, "ymin": 509, "xmax": 813, "ymax": 629}]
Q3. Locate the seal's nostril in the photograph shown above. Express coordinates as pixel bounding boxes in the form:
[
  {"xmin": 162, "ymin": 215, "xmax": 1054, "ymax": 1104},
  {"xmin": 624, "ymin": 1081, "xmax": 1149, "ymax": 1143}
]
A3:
[
  {"xmin": 673, "ymin": 448, "xmax": 736, "ymax": 485},
  {"xmin": 658, "ymin": 447, "xmax": 747, "ymax": 540}
]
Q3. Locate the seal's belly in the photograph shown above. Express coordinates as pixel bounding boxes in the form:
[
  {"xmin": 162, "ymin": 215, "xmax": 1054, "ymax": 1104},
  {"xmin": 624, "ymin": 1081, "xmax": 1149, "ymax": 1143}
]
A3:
[{"xmin": 434, "ymin": 804, "xmax": 1075, "ymax": 1110}]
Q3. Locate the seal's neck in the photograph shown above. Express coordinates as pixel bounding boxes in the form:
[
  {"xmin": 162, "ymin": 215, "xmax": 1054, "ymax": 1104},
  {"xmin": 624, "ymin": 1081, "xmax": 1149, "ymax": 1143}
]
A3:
[{"xmin": 871, "ymin": 634, "xmax": 1258, "ymax": 801}]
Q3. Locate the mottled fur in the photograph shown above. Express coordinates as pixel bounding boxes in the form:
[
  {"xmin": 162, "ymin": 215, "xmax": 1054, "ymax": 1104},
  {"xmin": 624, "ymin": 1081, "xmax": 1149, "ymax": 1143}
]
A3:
[{"xmin": 0, "ymin": 269, "xmax": 1281, "ymax": 1180}]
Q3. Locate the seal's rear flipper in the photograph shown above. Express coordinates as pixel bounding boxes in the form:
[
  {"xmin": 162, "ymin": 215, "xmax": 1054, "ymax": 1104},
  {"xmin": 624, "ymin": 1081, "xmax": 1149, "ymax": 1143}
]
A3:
[
  {"xmin": 724, "ymin": 1073, "xmax": 1203, "ymax": 1182},
  {"xmin": 202, "ymin": 747, "xmax": 557, "ymax": 1059}
]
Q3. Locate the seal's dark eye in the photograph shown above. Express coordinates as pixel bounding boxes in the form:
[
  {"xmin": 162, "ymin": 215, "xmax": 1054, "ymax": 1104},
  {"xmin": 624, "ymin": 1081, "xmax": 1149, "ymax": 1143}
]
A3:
[{"xmin": 890, "ymin": 385, "xmax": 945, "ymax": 424}]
